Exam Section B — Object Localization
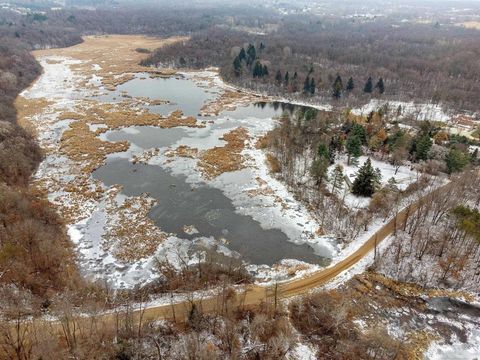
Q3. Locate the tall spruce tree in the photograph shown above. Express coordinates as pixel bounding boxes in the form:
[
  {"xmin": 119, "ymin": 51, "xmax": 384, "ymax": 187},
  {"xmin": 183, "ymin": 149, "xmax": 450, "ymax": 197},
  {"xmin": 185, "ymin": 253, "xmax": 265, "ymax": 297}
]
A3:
[
  {"xmin": 311, "ymin": 158, "xmax": 329, "ymax": 185},
  {"xmin": 328, "ymin": 137, "xmax": 340, "ymax": 164},
  {"xmin": 364, "ymin": 77, "xmax": 373, "ymax": 93},
  {"xmin": 416, "ymin": 135, "xmax": 433, "ymax": 161},
  {"xmin": 330, "ymin": 164, "xmax": 345, "ymax": 195},
  {"xmin": 346, "ymin": 77, "xmax": 354, "ymax": 91},
  {"xmin": 246, "ymin": 44, "xmax": 256, "ymax": 67},
  {"xmin": 303, "ymin": 76, "xmax": 311, "ymax": 93},
  {"xmin": 446, "ymin": 148, "xmax": 469, "ymax": 174},
  {"xmin": 346, "ymin": 133, "xmax": 362, "ymax": 165},
  {"xmin": 311, "ymin": 142, "xmax": 330, "ymax": 185},
  {"xmin": 351, "ymin": 123, "xmax": 367, "ymax": 145},
  {"xmin": 253, "ymin": 61, "xmax": 263, "ymax": 78},
  {"xmin": 373, "ymin": 167, "xmax": 383, "ymax": 191},
  {"xmin": 284, "ymin": 71, "xmax": 289, "ymax": 86},
  {"xmin": 317, "ymin": 142, "xmax": 329, "ymax": 159},
  {"xmin": 275, "ymin": 70, "xmax": 282, "ymax": 84},
  {"xmin": 263, "ymin": 64, "xmax": 269, "ymax": 76},
  {"xmin": 332, "ymin": 75, "xmax": 343, "ymax": 99},
  {"xmin": 239, "ymin": 48, "xmax": 246, "ymax": 62},
  {"xmin": 352, "ymin": 158, "xmax": 378, "ymax": 197},
  {"xmin": 310, "ymin": 77, "xmax": 316, "ymax": 95},
  {"xmin": 376, "ymin": 78, "xmax": 385, "ymax": 94}
]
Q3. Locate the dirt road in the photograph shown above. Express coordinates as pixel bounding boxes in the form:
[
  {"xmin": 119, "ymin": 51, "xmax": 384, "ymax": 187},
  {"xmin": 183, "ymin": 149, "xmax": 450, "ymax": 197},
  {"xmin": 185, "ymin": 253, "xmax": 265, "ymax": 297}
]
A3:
[{"xmin": 121, "ymin": 183, "xmax": 449, "ymax": 324}]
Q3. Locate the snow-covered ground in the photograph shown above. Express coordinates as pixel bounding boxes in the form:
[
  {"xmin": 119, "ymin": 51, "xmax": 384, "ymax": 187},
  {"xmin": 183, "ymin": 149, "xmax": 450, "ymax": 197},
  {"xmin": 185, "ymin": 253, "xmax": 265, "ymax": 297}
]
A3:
[
  {"xmin": 351, "ymin": 99, "xmax": 451, "ymax": 122},
  {"xmin": 330, "ymin": 154, "xmax": 419, "ymax": 209},
  {"xmin": 425, "ymin": 318, "xmax": 480, "ymax": 360}
]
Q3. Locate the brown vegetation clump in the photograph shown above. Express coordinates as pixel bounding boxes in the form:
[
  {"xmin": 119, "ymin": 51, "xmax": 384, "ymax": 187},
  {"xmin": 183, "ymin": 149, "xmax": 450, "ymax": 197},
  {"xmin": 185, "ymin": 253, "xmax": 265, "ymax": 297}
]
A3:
[
  {"xmin": 265, "ymin": 153, "xmax": 281, "ymax": 173},
  {"xmin": 255, "ymin": 132, "xmax": 273, "ymax": 149},
  {"xmin": 245, "ymin": 178, "xmax": 275, "ymax": 198},
  {"xmin": 160, "ymin": 110, "xmax": 204, "ymax": 128},
  {"xmin": 103, "ymin": 187, "xmax": 169, "ymax": 262},
  {"xmin": 199, "ymin": 127, "xmax": 250, "ymax": 179},
  {"xmin": 148, "ymin": 250, "xmax": 252, "ymax": 293},
  {"xmin": 60, "ymin": 120, "xmax": 130, "ymax": 173},
  {"xmin": 165, "ymin": 145, "xmax": 199, "ymax": 159},
  {"xmin": 14, "ymin": 97, "xmax": 53, "ymax": 134},
  {"xmin": 199, "ymin": 89, "xmax": 268, "ymax": 116},
  {"xmin": 33, "ymin": 35, "xmax": 188, "ymax": 92}
]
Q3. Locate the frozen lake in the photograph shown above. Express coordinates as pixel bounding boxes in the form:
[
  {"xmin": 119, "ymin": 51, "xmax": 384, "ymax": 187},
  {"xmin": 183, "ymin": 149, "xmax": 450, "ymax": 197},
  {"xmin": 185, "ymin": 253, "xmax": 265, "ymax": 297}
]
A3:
[{"xmin": 93, "ymin": 73, "xmax": 332, "ymax": 267}]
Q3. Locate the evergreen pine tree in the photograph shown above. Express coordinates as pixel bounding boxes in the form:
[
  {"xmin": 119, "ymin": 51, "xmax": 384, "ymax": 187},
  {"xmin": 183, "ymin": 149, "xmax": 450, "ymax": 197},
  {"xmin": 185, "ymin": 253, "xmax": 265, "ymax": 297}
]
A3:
[
  {"xmin": 346, "ymin": 133, "xmax": 362, "ymax": 165},
  {"xmin": 284, "ymin": 71, "xmax": 289, "ymax": 86},
  {"xmin": 247, "ymin": 44, "xmax": 256, "ymax": 61},
  {"xmin": 293, "ymin": 72, "xmax": 298, "ymax": 80},
  {"xmin": 239, "ymin": 48, "xmax": 246, "ymax": 62},
  {"xmin": 311, "ymin": 157, "xmax": 329, "ymax": 186},
  {"xmin": 304, "ymin": 108, "xmax": 317, "ymax": 122},
  {"xmin": 376, "ymin": 78, "xmax": 385, "ymax": 94},
  {"xmin": 387, "ymin": 177, "xmax": 398, "ymax": 191},
  {"xmin": 352, "ymin": 158, "xmax": 377, "ymax": 197},
  {"xmin": 351, "ymin": 123, "xmax": 367, "ymax": 145},
  {"xmin": 263, "ymin": 64, "xmax": 269, "ymax": 76},
  {"xmin": 275, "ymin": 70, "xmax": 282, "ymax": 84},
  {"xmin": 364, "ymin": 77, "xmax": 373, "ymax": 93},
  {"xmin": 311, "ymin": 141, "xmax": 330, "ymax": 185},
  {"xmin": 328, "ymin": 137, "xmax": 339, "ymax": 164},
  {"xmin": 416, "ymin": 135, "xmax": 433, "ymax": 161},
  {"xmin": 253, "ymin": 61, "xmax": 263, "ymax": 78},
  {"xmin": 246, "ymin": 44, "xmax": 256, "ymax": 67},
  {"xmin": 446, "ymin": 148, "xmax": 469, "ymax": 174},
  {"xmin": 303, "ymin": 76, "xmax": 311, "ymax": 93},
  {"xmin": 330, "ymin": 164, "xmax": 345, "ymax": 195},
  {"xmin": 317, "ymin": 142, "xmax": 329, "ymax": 159},
  {"xmin": 332, "ymin": 74, "xmax": 343, "ymax": 99},
  {"xmin": 346, "ymin": 77, "xmax": 354, "ymax": 91},
  {"xmin": 310, "ymin": 77, "xmax": 316, "ymax": 95}
]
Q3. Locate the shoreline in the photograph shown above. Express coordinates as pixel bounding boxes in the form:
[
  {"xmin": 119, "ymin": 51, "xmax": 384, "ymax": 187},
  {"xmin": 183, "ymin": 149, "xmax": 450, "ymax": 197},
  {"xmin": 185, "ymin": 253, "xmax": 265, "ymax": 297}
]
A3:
[{"xmin": 17, "ymin": 35, "xmax": 338, "ymax": 289}]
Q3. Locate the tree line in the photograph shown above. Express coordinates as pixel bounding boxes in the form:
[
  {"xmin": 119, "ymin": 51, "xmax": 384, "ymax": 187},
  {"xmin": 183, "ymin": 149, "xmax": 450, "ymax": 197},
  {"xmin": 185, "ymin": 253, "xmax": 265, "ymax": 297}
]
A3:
[{"xmin": 144, "ymin": 17, "xmax": 480, "ymax": 112}]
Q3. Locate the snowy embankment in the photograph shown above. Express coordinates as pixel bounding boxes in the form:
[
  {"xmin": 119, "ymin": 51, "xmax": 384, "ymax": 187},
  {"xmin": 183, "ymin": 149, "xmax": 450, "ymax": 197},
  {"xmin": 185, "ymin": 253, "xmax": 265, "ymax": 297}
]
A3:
[
  {"xmin": 351, "ymin": 99, "xmax": 451, "ymax": 122},
  {"xmin": 425, "ymin": 325, "xmax": 480, "ymax": 360}
]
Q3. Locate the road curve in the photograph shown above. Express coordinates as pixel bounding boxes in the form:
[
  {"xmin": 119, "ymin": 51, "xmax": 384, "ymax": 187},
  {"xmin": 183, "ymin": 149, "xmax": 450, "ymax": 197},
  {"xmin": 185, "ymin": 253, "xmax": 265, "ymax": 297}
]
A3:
[{"xmin": 125, "ymin": 182, "xmax": 450, "ymax": 324}]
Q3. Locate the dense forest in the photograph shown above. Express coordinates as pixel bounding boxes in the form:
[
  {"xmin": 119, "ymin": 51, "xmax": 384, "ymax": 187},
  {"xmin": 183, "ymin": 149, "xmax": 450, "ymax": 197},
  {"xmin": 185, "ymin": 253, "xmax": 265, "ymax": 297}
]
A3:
[{"xmin": 144, "ymin": 19, "xmax": 480, "ymax": 113}]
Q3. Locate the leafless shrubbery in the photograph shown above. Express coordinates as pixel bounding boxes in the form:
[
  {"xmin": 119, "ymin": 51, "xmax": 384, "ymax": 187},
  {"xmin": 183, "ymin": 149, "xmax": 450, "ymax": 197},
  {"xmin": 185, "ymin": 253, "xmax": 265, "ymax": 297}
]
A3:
[
  {"xmin": 377, "ymin": 170, "xmax": 480, "ymax": 291},
  {"xmin": 142, "ymin": 250, "xmax": 252, "ymax": 295},
  {"xmin": 290, "ymin": 290, "xmax": 410, "ymax": 359}
]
